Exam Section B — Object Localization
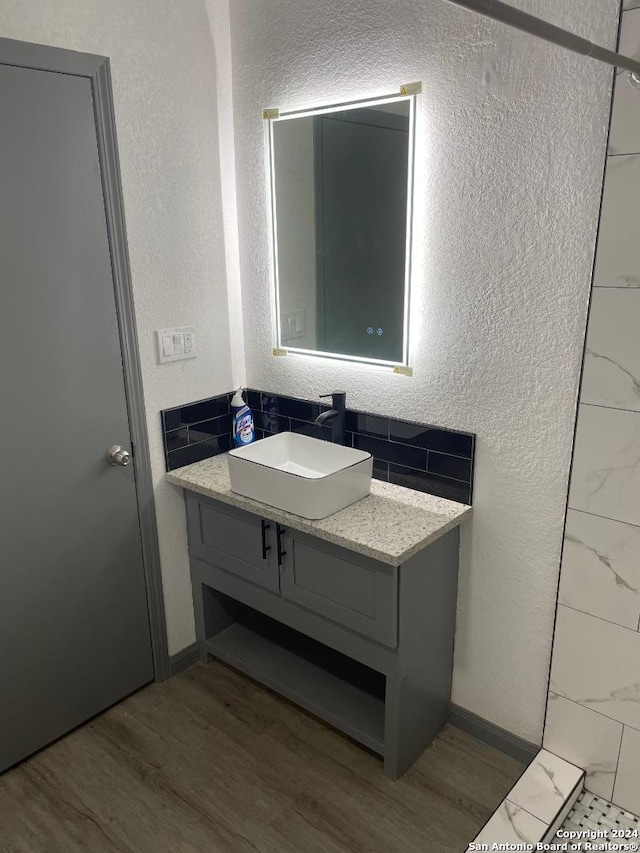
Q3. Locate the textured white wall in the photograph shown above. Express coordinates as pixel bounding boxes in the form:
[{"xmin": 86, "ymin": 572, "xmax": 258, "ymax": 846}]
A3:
[
  {"xmin": 228, "ymin": 0, "xmax": 620, "ymax": 742},
  {"xmin": 0, "ymin": 0, "xmax": 234, "ymax": 654},
  {"xmin": 204, "ymin": 0, "xmax": 246, "ymax": 390}
]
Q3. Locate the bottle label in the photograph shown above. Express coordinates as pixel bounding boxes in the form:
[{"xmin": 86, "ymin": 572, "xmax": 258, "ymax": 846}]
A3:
[{"xmin": 234, "ymin": 409, "xmax": 254, "ymax": 445}]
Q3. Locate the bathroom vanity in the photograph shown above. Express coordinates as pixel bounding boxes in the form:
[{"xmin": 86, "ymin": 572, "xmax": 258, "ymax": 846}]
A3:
[{"xmin": 168, "ymin": 454, "xmax": 470, "ymax": 779}]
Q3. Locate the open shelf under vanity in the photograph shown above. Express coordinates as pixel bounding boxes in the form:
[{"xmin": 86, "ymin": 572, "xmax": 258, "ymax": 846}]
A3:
[{"xmin": 204, "ymin": 592, "xmax": 386, "ymax": 754}]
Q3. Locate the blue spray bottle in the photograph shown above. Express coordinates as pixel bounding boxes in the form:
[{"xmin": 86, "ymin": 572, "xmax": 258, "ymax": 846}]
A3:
[{"xmin": 231, "ymin": 388, "xmax": 255, "ymax": 448}]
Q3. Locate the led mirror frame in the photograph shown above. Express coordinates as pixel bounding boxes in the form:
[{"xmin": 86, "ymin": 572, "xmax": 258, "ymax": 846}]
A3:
[{"xmin": 267, "ymin": 92, "xmax": 417, "ymax": 369}]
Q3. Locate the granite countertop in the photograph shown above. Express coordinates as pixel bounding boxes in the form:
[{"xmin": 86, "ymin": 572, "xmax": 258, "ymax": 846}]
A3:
[{"xmin": 166, "ymin": 453, "xmax": 471, "ymax": 566}]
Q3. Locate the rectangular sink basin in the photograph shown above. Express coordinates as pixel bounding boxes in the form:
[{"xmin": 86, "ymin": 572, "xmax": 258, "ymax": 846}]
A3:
[{"xmin": 227, "ymin": 432, "xmax": 373, "ymax": 519}]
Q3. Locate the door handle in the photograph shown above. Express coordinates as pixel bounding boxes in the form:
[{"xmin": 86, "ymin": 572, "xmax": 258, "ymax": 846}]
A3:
[
  {"xmin": 261, "ymin": 520, "xmax": 272, "ymax": 560},
  {"xmin": 276, "ymin": 524, "xmax": 287, "ymax": 566},
  {"xmin": 106, "ymin": 445, "xmax": 131, "ymax": 467}
]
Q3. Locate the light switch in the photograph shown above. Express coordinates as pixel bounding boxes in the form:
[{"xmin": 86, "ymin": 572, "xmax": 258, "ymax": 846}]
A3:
[{"xmin": 156, "ymin": 326, "xmax": 197, "ymax": 363}]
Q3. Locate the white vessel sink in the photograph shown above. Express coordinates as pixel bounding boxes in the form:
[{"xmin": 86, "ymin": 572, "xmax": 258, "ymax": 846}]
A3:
[{"xmin": 227, "ymin": 432, "xmax": 373, "ymax": 520}]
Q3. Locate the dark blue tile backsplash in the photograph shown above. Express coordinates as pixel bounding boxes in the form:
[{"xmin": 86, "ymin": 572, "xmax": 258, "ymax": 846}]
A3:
[
  {"xmin": 162, "ymin": 395, "xmax": 230, "ymax": 431},
  {"xmin": 161, "ymin": 389, "xmax": 475, "ymax": 504},
  {"xmin": 161, "ymin": 392, "xmax": 232, "ymax": 471}
]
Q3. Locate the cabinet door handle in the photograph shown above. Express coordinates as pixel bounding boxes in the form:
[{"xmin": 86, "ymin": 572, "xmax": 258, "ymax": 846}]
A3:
[
  {"xmin": 261, "ymin": 520, "xmax": 272, "ymax": 560},
  {"xmin": 276, "ymin": 524, "xmax": 287, "ymax": 566}
]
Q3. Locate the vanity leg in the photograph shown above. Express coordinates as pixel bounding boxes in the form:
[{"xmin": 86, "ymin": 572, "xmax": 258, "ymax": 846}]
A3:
[
  {"xmin": 383, "ymin": 529, "xmax": 461, "ymax": 779},
  {"xmin": 383, "ymin": 668, "xmax": 449, "ymax": 780},
  {"xmin": 185, "ymin": 492, "xmax": 237, "ymax": 663},
  {"xmin": 184, "ymin": 493, "xmax": 211, "ymax": 663},
  {"xmin": 191, "ymin": 568, "xmax": 237, "ymax": 663},
  {"xmin": 190, "ymin": 576, "xmax": 211, "ymax": 663},
  {"xmin": 383, "ymin": 674, "xmax": 402, "ymax": 780}
]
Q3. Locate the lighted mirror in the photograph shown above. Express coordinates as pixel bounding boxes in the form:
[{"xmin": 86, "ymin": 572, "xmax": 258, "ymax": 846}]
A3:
[{"xmin": 268, "ymin": 93, "xmax": 416, "ymax": 366}]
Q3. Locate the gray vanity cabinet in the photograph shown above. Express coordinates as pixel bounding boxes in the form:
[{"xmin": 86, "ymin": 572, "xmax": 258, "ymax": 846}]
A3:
[
  {"xmin": 184, "ymin": 490, "xmax": 460, "ymax": 780},
  {"xmin": 189, "ymin": 498, "xmax": 280, "ymax": 593},
  {"xmin": 279, "ymin": 529, "xmax": 398, "ymax": 648}
]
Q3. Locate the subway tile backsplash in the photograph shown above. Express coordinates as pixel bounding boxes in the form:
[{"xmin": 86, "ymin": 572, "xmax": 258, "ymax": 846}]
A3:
[
  {"xmin": 352, "ymin": 434, "xmax": 427, "ymax": 471},
  {"xmin": 162, "ymin": 395, "xmax": 230, "ymax": 430},
  {"xmin": 161, "ymin": 392, "xmax": 232, "ymax": 472},
  {"xmin": 161, "ymin": 389, "xmax": 475, "ymax": 504}
]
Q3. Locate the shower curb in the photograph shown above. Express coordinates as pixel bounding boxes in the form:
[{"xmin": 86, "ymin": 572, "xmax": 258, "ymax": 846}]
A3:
[{"xmin": 469, "ymin": 749, "xmax": 584, "ymax": 849}]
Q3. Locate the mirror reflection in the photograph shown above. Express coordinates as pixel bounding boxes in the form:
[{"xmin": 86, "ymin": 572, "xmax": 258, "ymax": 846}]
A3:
[{"xmin": 271, "ymin": 96, "xmax": 414, "ymax": 364}]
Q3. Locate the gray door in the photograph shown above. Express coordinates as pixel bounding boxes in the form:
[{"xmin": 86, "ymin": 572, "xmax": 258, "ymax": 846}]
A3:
[{"xmin": 0, "ymin": 60, "xmax": 154, "ymax": 773}]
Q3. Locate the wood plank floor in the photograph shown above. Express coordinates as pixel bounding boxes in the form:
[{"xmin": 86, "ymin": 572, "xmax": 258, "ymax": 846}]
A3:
[{"xmin": 0, "ymin": 662, "xmax": 524, "ymax": 853}]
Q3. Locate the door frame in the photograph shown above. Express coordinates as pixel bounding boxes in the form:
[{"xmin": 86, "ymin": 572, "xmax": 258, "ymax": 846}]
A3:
[{"xmin": 0, "ymin": 36, "xmax": 170, "ymax": 681}]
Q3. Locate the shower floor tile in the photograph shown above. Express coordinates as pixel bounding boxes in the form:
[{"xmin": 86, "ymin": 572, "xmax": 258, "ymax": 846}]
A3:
[{"xmin": 554, "ymin": 790, "xmax": 640, "ymax": 845}]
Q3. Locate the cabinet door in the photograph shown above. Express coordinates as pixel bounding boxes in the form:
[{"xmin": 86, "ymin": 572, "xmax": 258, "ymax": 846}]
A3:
[
  {"xmin": 186, "ymin": 496, "xmax": 279, "ymax": 593},
  {"xmin": 279, "ymin": 530, "xmax": 398, "ymax": 647}
]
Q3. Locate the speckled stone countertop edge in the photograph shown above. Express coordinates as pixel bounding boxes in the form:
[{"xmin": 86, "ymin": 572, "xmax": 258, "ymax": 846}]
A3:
[{"xmin": 166, "ymin": 455, "xmax": 472, "ymax": 567}]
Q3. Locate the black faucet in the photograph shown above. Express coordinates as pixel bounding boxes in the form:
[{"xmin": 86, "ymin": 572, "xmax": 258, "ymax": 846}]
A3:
[{"xmin": 314, "ymin": 391, "xmax": 347, "ymax": 445}]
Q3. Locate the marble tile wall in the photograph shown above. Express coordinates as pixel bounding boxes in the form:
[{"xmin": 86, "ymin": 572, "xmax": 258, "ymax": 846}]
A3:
[
  {"xmin": 544, "ymin": 693, "xmax": 622, "ymax": 799},
  {"xmin": 542, "ymin": 5, "xmax": 640, "ymax": 818},
  {"xmin": 614, "ymin": 727, "xmax": 640, "ymax": 815}
]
